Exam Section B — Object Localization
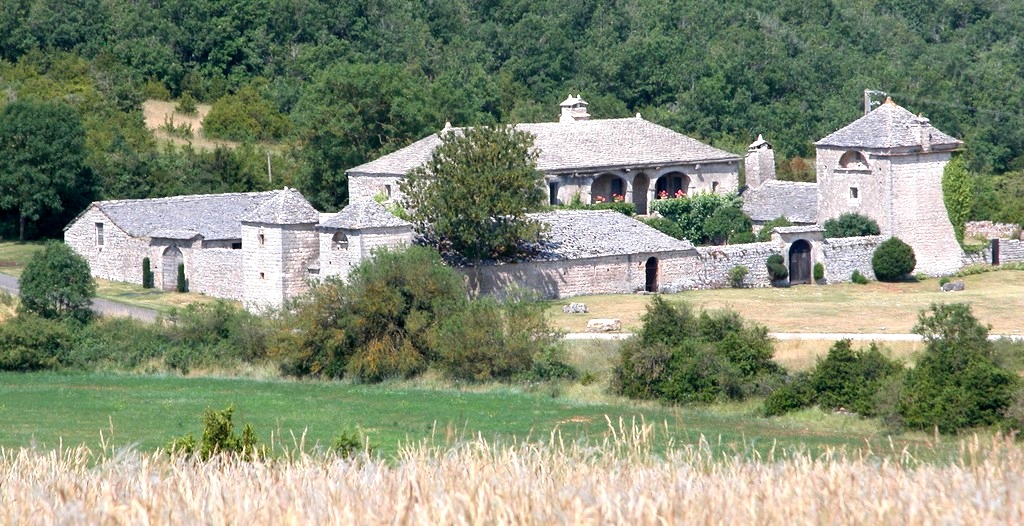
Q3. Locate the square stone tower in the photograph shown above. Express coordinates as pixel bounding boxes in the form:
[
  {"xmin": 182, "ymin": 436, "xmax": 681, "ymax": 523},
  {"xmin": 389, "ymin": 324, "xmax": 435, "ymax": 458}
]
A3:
[
  {"xmin": 815, "ymin": 98, "xmax": 964, "ymax": 275},
  {"xmin": 241, "ymin": 188, "xmax": 320, "ymax": 311}
]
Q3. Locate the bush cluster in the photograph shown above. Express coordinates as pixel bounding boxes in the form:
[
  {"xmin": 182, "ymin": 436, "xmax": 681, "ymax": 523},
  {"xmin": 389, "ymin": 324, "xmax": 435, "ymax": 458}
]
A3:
[
  {"xmin": 872, "ymin": 237, "xmax": 916, "ymax": 281},
  {"xmin": 823, "ymin": 213, "xmax": 881, "ymax": 238},
  {"xmin": 168, "ymin": 406, "xmax": 264, "ymax": 460},
  {"xmin": 727, "ymin": 265, "xmax": 748, "ymax": 288},
  {"xmin": 649, "ymin": 193, "xmax": 754, "ymax": 245},
  {"xmin": 851, "ymin": 269, "xmax": 868, "ymax": 284},
  {"xmin": 764, "ymin": 340, "xmax": 904, "ymax": 416},
  {"xmin": 756, "ymin": 216, "xmax": 792, "ymax": 242},
  {"xmin": 611, "ymin": 297, "xmax": 784, "ymax": 404},
  {"xmin": 273, "ymin": 246, "xmax": 571, "ymax": 383}
]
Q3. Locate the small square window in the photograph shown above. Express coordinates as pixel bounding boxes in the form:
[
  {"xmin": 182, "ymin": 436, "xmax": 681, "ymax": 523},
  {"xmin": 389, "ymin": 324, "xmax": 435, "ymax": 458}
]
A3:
[
  {"xmin": 850, "ymin": 187, "xmax": 859, "ymax": 199},
  {"xmin": 231, "ymin": 242, "xmax": 242, "ymax": 250}
]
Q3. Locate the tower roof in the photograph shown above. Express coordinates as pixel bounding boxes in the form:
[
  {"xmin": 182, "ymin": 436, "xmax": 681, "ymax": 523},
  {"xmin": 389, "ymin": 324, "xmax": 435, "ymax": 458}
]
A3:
[
  {"xmin": 242, "ymin": 187, "xmax": 319, "ymax": 224},
  {"xmin": 815, "ymin": 99, "xmax": 962, "ymax": 150},
  {"xmin": 319, "ymin": 200, "xmax": 411, "ymax": 230}
]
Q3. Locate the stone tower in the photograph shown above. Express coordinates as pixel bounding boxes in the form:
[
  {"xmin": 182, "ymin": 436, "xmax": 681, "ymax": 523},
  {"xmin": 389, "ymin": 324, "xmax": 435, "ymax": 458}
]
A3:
[
  {"xmin": 744, "ymin": 134, "xmax": 776, "ymax": 189},
  {"xmin": 559, "ymin": 94, "xmax": 590, "ymax": 122},
  {"xmin": 241, "ymin": 187, "xmax": 320, "ymax": 311},
  {"xmin": 815, "ymin": 98, "xmax": 964, "ymax": 275}
]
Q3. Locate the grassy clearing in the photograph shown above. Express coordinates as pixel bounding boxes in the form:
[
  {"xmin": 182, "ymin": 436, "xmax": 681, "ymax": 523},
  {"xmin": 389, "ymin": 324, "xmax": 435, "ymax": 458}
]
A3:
[
  {"xmin": 0, "ymin": 371, "xmax": 944, "ymax": 459},
  {"xmin": 3, "ymin": 430, "xmax": 1020, "ymax": 524},
  {"xmin": 548, "ymin": 269, "xmax": 1024, "ymax": 335},
  {"xmin": 0, "ymin": 240, "xmax": 43, "ymax": 277},
  {"xmin": 143, "ymin": 99, "xmax": 231, "ymax": 150},
  {"xmin": 94, "ymin": 279, "xmax": 230, "ymax": 313}
]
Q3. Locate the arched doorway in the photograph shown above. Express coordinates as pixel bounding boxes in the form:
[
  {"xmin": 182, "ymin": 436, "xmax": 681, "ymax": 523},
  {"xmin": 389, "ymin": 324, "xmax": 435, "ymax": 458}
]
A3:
[
  {"xmin": 633, "ymin": 173, "xmax": 649, "ymax": 214},
  {"xmin": 788, "ymin": 240, "xmax": 812, "ymax": 285},
  {"xmin": 645, "ymin": 257, "xmax": 659, "ymax": 292},
  {"xmin": 591, "ymin": 173, "xmax": 625, "ymax": 203},
  {"xmin": 654, "ymin": 172, "xmax": 690, "ymax": 199},
  {"xmin": 162, "ymin": 245, "xmax": 183, "ymax": 291}
]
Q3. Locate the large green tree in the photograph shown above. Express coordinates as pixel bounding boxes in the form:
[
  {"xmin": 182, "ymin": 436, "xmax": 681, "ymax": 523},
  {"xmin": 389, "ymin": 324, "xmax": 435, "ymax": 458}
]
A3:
[
  {"xmin": 18, "ymin": 241, "xmax": 96, "ymax": 322},
  {"xmin": 400, "ymin": 125, "xmax": 547, "ymax": 265},
  {"xmin": 0, "ymin": 100, "xmax": 95, "ymax": 240}
]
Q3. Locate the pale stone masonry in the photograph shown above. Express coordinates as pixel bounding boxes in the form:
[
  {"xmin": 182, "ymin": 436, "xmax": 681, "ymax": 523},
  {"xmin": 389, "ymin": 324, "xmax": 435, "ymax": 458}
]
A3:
[{"xmin": 347, "ymin": 96, "xmax": 741, "ymax": 215}]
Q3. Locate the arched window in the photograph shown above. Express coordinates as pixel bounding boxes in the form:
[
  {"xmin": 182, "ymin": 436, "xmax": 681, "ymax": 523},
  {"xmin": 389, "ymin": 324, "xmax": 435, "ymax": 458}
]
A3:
[
  {"xmin": 332, "ymin": 231, "xmax": 349, "ymax": 250},
  {"xmin": 838, "ymin": 151, "xmax": 868, "ymax": 169}
]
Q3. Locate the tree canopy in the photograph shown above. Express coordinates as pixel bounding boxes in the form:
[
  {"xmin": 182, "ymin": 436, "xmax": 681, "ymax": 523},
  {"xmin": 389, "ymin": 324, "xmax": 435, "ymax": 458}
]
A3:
[
  {"xmin": 400, "ymin": 125, "xmax": 547, "ymax": 264},
  {"xmin": 0, "ymin": 100, "xmax": 96, "ymax": 239},
  {"xmin": 18, "ymin": 241, "xmax": 96, "ymax": 323}
]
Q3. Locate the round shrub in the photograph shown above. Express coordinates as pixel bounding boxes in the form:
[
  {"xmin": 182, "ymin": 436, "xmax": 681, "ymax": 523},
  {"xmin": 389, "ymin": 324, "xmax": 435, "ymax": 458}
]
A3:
[
  {"xmin": 727, "ymin": 265, "xmax": 749, "ymax": 288},
  {"xmin": 813, "ymin": 262, "xmax": 825, "ymax": 282},
  {"xmin": 766, "ymin": 254, "xmax": 788, "ymax": 281},
  {"xmin": 851, "ymin": 269, "xmax": 868, "ymax": 284},
  {"xmin": 872, "ymin": 237, "xmax": 916, "ymax": 282}
]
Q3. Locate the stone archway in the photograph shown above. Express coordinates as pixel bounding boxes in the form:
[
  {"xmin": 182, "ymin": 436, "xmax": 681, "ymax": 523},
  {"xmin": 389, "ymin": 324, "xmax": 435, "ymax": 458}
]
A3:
[
  {"xmin": 645, "ymin": 257, "xmax": 659, "ymax": 292},
  {"xmin": 591, "ymin": 173, "xmax": 625, "ymax": 203},
  {"xmin": 654, "ymin": 172, "xmax": 690, "ymax": 199},
  {"xmin": 162, "ymin": 245, "xmax": 183, "ymax": 291},
  {"xmin": 633, "ymin": 173, "xmax": 650, "ymax": 214},
  {"xmin": 788, "ymin": 240, "xmax": 812, "ymax": 285}
]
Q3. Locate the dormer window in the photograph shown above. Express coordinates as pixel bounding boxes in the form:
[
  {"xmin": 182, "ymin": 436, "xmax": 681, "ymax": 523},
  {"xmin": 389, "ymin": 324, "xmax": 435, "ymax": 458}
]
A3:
[{"xmin": 838, "ymin": 151, "xmax": 869, "ymax": 169}]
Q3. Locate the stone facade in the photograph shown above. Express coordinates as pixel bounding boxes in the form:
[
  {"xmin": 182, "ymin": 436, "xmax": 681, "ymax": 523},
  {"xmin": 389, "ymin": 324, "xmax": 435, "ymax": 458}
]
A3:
[
  {"xmin": 241, "ymin": 223, "xmax": 319, "ymax": 311},
  {"xmin": 966, "ymin": 221, "xmax": 1022, "ymax": 241},
  {"xmin": 64, "ymin": 206, "xmax": 150, "ymax": 285},
  {"xmin": 317, "ymin": 226, "xmax": 413, "ymax": 279},
  {"xmin": 820, "ymin": 236, "xmax": 884, "ymax": 282},
  {"xmin": 815, "ymin": 99, "xmax": 964, "ymax": 276}
]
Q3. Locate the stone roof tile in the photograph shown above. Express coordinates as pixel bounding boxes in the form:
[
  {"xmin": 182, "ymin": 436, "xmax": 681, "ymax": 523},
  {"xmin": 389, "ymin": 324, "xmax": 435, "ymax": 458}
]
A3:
[
  {"xmin": 741, "ymin": 180, "xmax": 819, "ymax": 223},
  {"xmin": 243, "ymin": 187, "xmax": 319, "ymax": 224},
  {"xmin": 529, "ymin": 210, "xmax": 695, "ymax": 260},
  {"xmin": 319, "ymin": 200, "xmax": 411, "ymax": 230},
  {"xmin": 815, "ymin": 100, "xmax": 962, "ymax": 150},
  {"xmin": 348, "ymin": 118, "xmax": 740, "ymax": 177},
  {"xmin": 94, "ymin": 190, "xmax": 286, "ymax": 241}
]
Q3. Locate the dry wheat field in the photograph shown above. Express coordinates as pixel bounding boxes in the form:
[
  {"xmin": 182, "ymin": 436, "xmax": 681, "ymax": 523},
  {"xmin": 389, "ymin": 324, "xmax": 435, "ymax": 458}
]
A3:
[{"xmin": 4, "ymin": 421, "xmax": 1023, "ymax": 525}]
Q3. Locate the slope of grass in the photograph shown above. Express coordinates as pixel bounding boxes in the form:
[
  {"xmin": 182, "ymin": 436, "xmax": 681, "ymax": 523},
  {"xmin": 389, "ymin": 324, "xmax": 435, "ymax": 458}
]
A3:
[{"xmin": 0, "ymin": 371, "xmax": 938, "ymax": 459}]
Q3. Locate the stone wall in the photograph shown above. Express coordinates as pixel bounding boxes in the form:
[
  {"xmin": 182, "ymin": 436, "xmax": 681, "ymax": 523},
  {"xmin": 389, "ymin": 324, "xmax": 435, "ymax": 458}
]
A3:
[
  {"xmin": 64, "ymin": 207, "xmax": 149, "ymax": 285},
  {"xmin": 816, "ymin": 148, "xmax": 888, "ymax": 228},
  {"xmin": 190, "ymin": 243, "xmax": 244, "ymax": 300},
  {"xmin": 681, "ymin": 242, "xmax": 782, "ymax": 289},
  {"xmin": 348, "ymin": 175, "xmax": 403, "ymax": 205},
  {"xmin": 966, "ymin": 221, "xmax": 1022, "ymax": 240},
  {"xmin": 317, "ymin": 227, "xmax": 412, "ymax": 281},
  {"xmin": 241, "ymin": 222, "xmax": 319, "ymax": 311},
  {"xmin": 820, "ymin": 236, "xmax": 883, "ymax": 282},
  {"xmin": 889, "ymin": 153, "xmax": 963, "ymax": 275},
  {"xmin": 996, "ymin": 239, "xmax": 1024, "ymax": 264},
  {"xmin": 466, "ymin": 250, "xmax": 698, "ymax": 298}
]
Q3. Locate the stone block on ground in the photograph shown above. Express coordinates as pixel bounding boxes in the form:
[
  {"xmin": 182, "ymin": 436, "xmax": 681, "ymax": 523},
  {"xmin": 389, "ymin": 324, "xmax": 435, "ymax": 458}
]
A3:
[
  {"xmin": 563, "ymin": 302, "xmax": 588, "ymax": 314},
  {"xmin": 587, "ymin": 318, "xmax": 622, "ymax": 332},
  {"xmin": 941, "ymin": 280, "xmax": 965, "ymax": 292}
]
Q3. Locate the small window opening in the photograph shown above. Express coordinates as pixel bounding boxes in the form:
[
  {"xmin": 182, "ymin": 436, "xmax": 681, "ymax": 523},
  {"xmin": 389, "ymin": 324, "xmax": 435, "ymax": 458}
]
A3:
[
  {"xmin": 548, "ymin": 182, "xmax": 559, "ymax": 205},
  {"xmin": 258, "ymin": 233, "xmax": 265, "ymax": 246},
  {"xmin": 259, "ymin": 272, "xmax": 265, "ymax": 280},
  {"xmin": 712, "ymin": 181, "xmax": 719, "ymax": 192},
  {"xmin": 231, "ymin": 242, "xmax": 242, "ymax": 250},
  {"xmin": 384, "ymin": 184, "xmax": 392, "ymax": 198},
  {"xmin": 850, "ymin": 187, "xmax": 859, "ymax": 199},
  {"xmin": 95, "ymin": 223, "xmax": 104, "ymax": 246},
  {"xmin": 332, "ymin": 231, "xmax": 349, "ymax": 250}
]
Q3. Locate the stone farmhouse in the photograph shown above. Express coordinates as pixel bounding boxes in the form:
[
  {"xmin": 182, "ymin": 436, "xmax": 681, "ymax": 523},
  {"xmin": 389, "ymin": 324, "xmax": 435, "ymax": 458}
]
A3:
[
  {"xmin": 65, "ymin": 97, "xmax": 1021, "ymax": 310},
  {"xmin": 347, "ymin": 95, "xmax": 741, "ymax": 215}
]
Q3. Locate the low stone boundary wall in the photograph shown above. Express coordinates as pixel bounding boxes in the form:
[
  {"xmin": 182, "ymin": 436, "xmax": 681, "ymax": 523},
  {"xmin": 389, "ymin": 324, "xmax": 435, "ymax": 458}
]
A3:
[
  {"xmin": 679, "ymin": 242, "xmax": 781, "ymax": 289},
  {"xmin": 996, "ymin": 239, "xmax": 1024, "ymax": 265},
  {"xmin": 966, "ymin": 221, "xmax": 1022, "ymax": 240},
  {"xmin": 821, "ymin": 236, "xmax": 883, "ymax": 282}
]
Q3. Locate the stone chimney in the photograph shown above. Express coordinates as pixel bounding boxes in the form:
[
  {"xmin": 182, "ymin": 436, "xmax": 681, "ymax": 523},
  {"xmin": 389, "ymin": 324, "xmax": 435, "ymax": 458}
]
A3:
[
  {"xmin": 910, "ymin": 114, "xmax": 933, "ymax": 152},
  {"xmin": 744, "ymin": 134, "xmax": 776, "ymax": 189},
  {"xmin": 559, "ymin": 94, "xmax": 590, "ymax": 122}
]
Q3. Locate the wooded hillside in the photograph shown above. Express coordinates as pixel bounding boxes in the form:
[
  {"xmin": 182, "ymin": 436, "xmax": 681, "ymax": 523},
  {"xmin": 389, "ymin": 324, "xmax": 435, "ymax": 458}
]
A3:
[{"xmin": 2, "ymin": 0, "xmax": 1024, "ymax": 237}]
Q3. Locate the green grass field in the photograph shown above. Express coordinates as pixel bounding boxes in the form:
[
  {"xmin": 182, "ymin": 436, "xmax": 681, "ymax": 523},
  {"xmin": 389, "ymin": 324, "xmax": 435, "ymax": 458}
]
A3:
[{"xmin": 0, "ymin": 371, "xmax": 940, "ymax": 459}]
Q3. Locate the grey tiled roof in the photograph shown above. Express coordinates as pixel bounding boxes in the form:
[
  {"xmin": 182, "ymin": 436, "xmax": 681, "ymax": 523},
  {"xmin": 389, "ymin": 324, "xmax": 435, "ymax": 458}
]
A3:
[
  {"xmin": 816, "ymin": 100, "xmax": 962, "ymax": 150},
  {"xmin": 742, "ymin": 180, "xmax": 819, "ymax": 223},
  {"xmin": 348, "ymin": 117, "xmax": 740, "ymax": 177},
  {"xmin": 90, "ymin": 190, "xmax": 297, "ymax": 241},
  {"xmin": 530, "ymin": 210, "xmax": 695, "ymax": 260},
  {"xmin": 319, "ymin": 200, "xmax": 411, "ymax": 230},
  {"xmin": 243, "ymin": 187, "xmax": 319, "ymax": 224}
]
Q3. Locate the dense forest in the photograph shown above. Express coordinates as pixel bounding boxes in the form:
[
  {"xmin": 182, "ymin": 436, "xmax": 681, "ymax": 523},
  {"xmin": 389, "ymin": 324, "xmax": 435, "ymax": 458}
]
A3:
[{"xmin": 2, "ymin": 0, "xmax": 1024, "ymax": 238}]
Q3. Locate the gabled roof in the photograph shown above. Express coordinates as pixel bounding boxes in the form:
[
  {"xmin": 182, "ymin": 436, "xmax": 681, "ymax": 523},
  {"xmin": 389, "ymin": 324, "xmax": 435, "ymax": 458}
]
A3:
[
  {"xmin": 243, "ymin": 187, "xmax": 319, "ymax": 224},
  {"xmin": 347, "ymin": 117, "xmax": 740, "ymax": 177},
  {"xmin": 74, "ymin": 189, "xmax": 309, "ymax": 241},
  {"xmin": 319, "ymin": 200, "xmax": 411, "ymax": 230},
  {"xmin": 741, "ymin": 180, "xmax": 819, "ymax": 223},
  {"xmin": 530, "ymin": 210, "xmax": 695, "ymax": 260},
  {"xmin": 815, "ymin": 99, "xmax": 962, "ymax": 150}
]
